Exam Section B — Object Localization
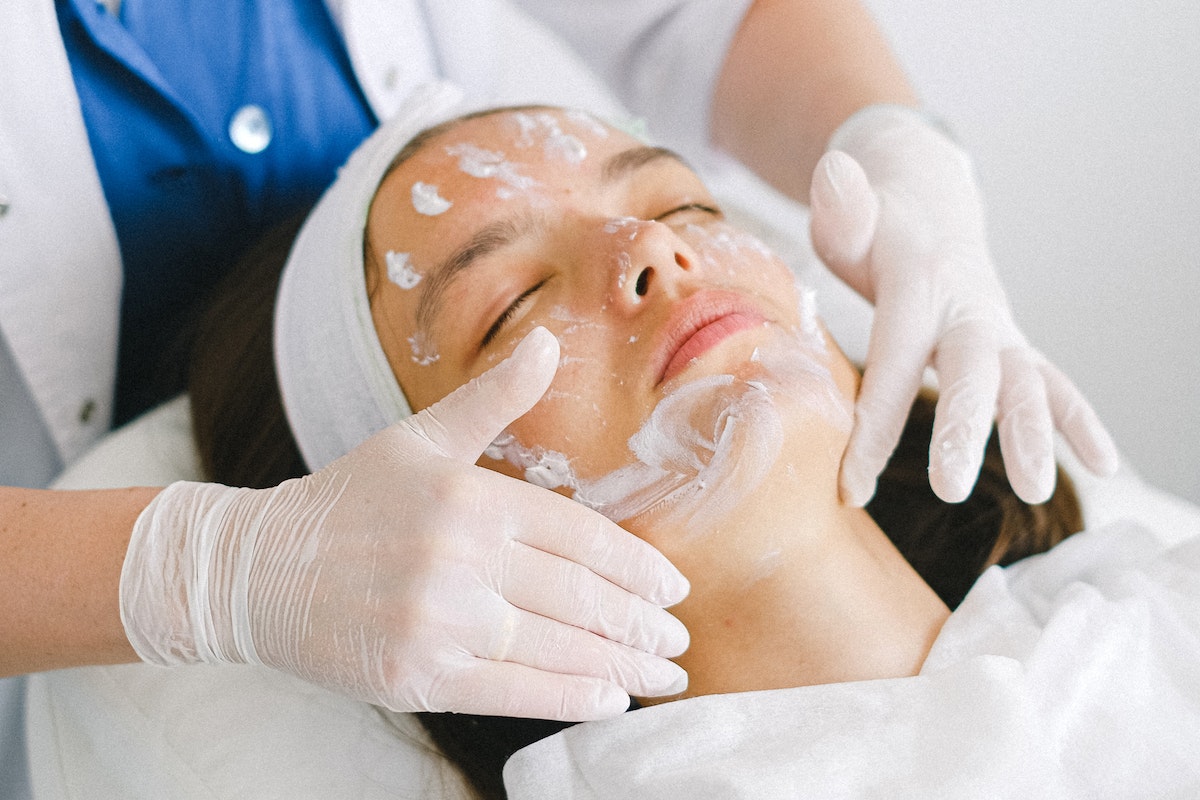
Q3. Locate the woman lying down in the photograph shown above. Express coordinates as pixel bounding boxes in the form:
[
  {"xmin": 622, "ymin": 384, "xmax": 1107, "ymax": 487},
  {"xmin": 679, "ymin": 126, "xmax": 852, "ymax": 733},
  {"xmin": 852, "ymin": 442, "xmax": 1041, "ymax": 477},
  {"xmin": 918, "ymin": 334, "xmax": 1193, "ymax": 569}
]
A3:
[{"xmin": 186, "ymin": 85, "xmax": 1200, "ymax": 798}]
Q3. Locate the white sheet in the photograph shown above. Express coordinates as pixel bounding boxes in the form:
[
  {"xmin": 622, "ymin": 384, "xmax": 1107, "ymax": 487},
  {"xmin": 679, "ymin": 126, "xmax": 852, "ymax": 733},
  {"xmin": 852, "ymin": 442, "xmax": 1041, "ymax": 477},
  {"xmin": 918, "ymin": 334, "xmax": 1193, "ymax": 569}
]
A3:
[
  {"xmin": 504, "ymin": 518, "xmax": 1200, "ymax": 798},
  {"xmin": 27, "ymin": 663, "xmax": 467, "ymax": 800}
]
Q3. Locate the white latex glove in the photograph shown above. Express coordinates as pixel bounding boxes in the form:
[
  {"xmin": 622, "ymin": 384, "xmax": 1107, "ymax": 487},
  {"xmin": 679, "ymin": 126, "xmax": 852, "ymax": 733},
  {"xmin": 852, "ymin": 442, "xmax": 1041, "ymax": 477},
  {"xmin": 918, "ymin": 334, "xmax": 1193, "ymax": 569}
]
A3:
[
  {"xmin": 121, "ymin": 327, "xmax": 689, "ymax": 720},
  {"xmin": 809, "ymin": 106, "xmax": 1119, "ymax": 506}
]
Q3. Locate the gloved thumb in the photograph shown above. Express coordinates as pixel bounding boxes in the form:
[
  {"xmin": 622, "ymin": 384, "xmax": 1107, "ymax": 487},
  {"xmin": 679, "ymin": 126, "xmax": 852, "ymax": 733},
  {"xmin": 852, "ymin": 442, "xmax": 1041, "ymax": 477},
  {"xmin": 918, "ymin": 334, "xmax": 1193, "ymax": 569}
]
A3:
[
  {"xmin": 408, "ymin": 327, "xmax": 560, "ymax": 462},
  {"xmin": 809, "ymin": 150, "xmax": 880, "ymax": 301}
]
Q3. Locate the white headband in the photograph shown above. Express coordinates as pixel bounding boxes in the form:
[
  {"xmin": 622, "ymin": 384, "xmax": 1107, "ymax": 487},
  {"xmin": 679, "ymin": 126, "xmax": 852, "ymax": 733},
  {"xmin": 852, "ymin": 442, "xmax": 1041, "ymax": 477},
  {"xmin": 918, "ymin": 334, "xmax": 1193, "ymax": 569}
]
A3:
[{"xmin": 274, "ymin": 82, "xmax": 469, "ymax": 471}]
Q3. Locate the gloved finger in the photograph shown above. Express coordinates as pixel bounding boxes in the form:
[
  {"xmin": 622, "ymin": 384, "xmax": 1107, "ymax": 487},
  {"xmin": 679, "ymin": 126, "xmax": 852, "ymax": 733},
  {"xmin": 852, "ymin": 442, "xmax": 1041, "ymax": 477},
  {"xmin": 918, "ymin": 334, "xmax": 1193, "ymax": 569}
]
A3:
[
  {"xmin": 928, "ymin": 322, "xmax": 1002, "ymax": 503},
  {"xmin": 1041, "ymin": 361, "xmax": 1121, "ymax": 477},
  {"xmin": 839, "ymin": 291, "xmax": 935, "ymax": 506},
  {"xmin": 408, "ymin": 326, "xmax": 560, "ymax": 462},
  {"xmin": 428, "ymin": 659, "xmax": 633, "ymax": 720},
  {"xmin": 809, "ymin": 150, "xmax": 880, "ymax": 300},
  {"xmin": 996, "ymin": 349, "xmax": 1056, "ymax": 504},
  {"xmin": 510, "ymin": 482, "xmax": 690, "ymax": 607},
  {"xmin": 500, "ymin": 542, "xmax": 689, "ymax": 658},
  {"xmin": 476, "ymin": 604, "xmax": 687, "ymax": 699}
]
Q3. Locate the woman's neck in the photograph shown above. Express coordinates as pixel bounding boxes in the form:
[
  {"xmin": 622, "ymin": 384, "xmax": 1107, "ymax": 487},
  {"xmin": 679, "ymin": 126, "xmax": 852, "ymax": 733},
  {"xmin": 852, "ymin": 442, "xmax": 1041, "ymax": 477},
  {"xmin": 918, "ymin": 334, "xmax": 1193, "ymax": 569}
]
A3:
[{"xmin": 633, "ymin": 445, "xmax": 950, "ymax": 703}]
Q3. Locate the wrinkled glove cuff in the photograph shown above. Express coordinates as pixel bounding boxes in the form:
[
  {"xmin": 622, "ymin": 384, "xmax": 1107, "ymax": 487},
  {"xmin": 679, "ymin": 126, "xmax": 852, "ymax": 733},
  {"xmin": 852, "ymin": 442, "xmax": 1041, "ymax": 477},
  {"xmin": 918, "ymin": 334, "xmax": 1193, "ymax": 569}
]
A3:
[{"xmin": 120, "ymin": 480, "xmax": 260, "ymax": 667}]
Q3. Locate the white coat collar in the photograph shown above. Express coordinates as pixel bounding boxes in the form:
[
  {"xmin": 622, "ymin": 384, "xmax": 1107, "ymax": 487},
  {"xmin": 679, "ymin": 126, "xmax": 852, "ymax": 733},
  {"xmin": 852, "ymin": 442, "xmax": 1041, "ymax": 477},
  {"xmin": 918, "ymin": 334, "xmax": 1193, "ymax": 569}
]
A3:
[{"xmin": 328, "ymin": 0, "xmax": 498, "ymax": 121}]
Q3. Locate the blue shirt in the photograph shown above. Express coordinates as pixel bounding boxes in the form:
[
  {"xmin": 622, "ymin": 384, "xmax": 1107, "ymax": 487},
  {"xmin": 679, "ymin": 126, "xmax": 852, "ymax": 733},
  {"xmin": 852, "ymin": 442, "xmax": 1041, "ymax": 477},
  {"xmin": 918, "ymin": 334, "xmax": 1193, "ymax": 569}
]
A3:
[{"xmin": 56, "ymin": 0, "xmax": 376, "ymax": 424}]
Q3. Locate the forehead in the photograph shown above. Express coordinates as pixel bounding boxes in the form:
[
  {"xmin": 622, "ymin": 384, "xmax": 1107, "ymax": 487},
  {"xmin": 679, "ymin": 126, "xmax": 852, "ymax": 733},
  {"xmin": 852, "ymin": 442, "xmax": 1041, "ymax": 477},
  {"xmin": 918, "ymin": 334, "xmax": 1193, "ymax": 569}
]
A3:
[
  {"xmin": 382, "ymin": 108, "xmax": 646, "ymax": 204},
  {"xmin": 419, "ymin": 107, "xmax": 633, "ymax": 165}
]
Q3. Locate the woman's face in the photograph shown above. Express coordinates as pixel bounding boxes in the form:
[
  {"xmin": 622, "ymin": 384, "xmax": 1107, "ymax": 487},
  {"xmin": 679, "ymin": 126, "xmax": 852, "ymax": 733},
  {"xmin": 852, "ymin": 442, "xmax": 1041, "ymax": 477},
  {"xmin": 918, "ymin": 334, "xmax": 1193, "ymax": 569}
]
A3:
[{"xmin": 366, "ymin": 108, "xmax": 858, "ymax": 528}]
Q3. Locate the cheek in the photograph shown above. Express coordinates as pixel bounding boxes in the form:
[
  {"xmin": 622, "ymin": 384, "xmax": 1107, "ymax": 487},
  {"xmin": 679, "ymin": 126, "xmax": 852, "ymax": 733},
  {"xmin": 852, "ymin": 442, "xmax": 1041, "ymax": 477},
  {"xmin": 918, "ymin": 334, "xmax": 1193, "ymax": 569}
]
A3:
[
  {"xmin": 514, "ymin": 334, "xmax": 649, "ymax": 476},
  {"xmin": 478, "ymin": 390, "xmax": 630, "ymax": 496},
  {"xmin": 392, "ymin": 360, "xmax": 467, "ymax": 419},
  {"xmin": 686, "ymin": 223, "xmax": 799, "ymax": 306},
  {"xmin": 688, "ymin": 223, "xmax": 781, "ymax": 273},
  {"xmin": 475, "ymin": 307, "xmax": 656, "ymax": 485},
  {"xmin": 830, "ymin": 341, "xmax": 862, "ymax": 410}
]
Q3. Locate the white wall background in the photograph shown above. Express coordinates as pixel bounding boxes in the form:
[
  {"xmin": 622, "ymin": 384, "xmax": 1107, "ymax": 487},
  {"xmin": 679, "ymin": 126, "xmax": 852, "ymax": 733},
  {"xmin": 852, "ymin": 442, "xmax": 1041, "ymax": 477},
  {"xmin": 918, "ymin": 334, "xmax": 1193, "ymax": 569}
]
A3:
[{"xmin": 862, "ymin": 0, "xmax": 1200, "ymax": 503}]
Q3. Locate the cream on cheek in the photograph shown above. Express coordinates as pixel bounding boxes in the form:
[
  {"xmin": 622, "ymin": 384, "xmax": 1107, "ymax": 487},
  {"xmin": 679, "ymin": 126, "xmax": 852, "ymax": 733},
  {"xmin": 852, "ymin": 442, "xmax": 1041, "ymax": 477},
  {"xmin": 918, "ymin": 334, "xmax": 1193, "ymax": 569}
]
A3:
[
  {"xmin": 686, "ymin": 221, "xmax": 777, "ymax": 283},
  {"xmin": 488, "ymin": 317, "xmax": 849, "ymax": 530},
  {"xmin": 487, "ymin": 220, "xmax": 853, "ymax": 531},
  {"xmin": 482, "ymin": 303, "xmax": 629, "ymax": 486}
]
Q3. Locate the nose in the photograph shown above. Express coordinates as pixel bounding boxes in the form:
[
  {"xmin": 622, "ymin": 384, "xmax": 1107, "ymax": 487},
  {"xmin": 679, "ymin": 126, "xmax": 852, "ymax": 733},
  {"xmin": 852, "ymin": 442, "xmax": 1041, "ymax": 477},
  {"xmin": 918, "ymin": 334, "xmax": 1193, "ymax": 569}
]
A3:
[{"xmin": 599, "ymin": 217, "xmax": 694, "ymax": 310}]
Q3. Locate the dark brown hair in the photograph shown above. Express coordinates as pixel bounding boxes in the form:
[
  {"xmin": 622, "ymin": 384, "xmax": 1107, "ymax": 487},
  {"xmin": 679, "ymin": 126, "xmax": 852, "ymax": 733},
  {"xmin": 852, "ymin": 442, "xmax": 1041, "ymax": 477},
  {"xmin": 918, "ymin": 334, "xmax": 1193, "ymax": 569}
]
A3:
[
  {"xmin": 190, "ymin": 205, "xmax": 1082, "ymax": 800},
  {"xmin": 189, "ymin": 211, "xmax": 309, "ymax": 489}
]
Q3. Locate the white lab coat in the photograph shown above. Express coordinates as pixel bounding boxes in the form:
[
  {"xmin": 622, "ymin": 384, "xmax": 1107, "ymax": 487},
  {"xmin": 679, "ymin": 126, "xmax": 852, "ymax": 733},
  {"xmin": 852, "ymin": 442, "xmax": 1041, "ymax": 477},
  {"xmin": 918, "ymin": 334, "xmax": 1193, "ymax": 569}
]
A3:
[{"xmin": 0, "ymin": 0, "xmax": 751, "ymax": 476}]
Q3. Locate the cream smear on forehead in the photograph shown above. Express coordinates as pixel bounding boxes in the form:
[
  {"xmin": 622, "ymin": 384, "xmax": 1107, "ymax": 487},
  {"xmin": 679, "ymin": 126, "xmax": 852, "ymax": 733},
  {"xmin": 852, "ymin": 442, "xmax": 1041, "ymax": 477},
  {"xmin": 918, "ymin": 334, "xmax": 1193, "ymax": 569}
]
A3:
[
  {"xmin": 487, "ymin": 286, "xmax": 852, "ymax": 529},
  {"xmin": 445, "ymin": 143, "xmax": 536, "ymax": 193},
  {"xmin": 439, "ymin": 109, "xmax": 601, "ymax": 203},
  {"xmin": 410, "ymin": 181, "xmax": 452, "ymax": 216},
  {"xmin": 508, "ymin": 111, "xmax": 589, "ymax": 164},
  {"xmin": 385, "ymin": 250, "xmax": 421, "ymax": 289}
]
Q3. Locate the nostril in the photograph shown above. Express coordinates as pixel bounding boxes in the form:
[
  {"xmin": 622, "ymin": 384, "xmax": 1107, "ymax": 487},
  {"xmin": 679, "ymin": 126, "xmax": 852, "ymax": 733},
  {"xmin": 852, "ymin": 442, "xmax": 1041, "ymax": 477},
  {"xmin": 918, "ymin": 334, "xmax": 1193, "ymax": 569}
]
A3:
[
  {"xmin": 675, "ymin": 252, "xmax": 690, "ymax": 269},
  {"xmin": 635, "ymin": 267, "xmax": 652, "ymax": 297}
]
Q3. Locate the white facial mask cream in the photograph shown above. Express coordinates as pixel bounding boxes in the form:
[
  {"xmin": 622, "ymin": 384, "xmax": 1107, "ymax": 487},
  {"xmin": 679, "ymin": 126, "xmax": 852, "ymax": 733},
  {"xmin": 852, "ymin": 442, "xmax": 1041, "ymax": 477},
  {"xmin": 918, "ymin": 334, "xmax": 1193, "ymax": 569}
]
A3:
[
  {"xmin": 411, "ymin": 181, "xmax": 452, "ymax": 216},
  {"xmin": 407, "ymin": 330, "xmax": 440, "ymax": 366},
  {"xmin": 509, "ymin": 111, "xmax": 589, "ymax": 164},
  {"xmin": 575, "ymin": 373, "xmax": 785, "ymax": 527},
  {"xmin": 603, "ymin": 217, "xmax": 641, "ymax": 240},
  {"xmin": 445, "ymin": 142, "xmax": 536, "ymax": 193},
  {"xmin": 488, "ymin": 302, "xmax": 851, "ymax": 530},
  {"xmin": 386, "ymin": 250, "xmax": 422, "ymax": 289}
]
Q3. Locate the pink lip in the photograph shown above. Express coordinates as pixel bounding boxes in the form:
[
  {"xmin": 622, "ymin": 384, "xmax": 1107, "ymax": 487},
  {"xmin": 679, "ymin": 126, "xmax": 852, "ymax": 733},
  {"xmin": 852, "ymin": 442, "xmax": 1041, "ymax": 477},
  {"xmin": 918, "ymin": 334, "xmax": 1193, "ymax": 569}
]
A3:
[{"xmin": 653, "ymin": 292, "xmax": 767, "ymax": 385}]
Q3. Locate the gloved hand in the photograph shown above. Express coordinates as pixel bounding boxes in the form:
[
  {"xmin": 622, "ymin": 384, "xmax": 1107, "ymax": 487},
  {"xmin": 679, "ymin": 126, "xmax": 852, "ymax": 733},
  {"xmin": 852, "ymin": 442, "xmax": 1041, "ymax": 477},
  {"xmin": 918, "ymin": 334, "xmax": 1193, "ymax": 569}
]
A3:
[
  {"xmin": 121, "ymin": 327, "xmax": 689, "ymax": 720},
  {"xmin": 809, "ymin": 106, "xmax": 1119, "ymax": 506}
]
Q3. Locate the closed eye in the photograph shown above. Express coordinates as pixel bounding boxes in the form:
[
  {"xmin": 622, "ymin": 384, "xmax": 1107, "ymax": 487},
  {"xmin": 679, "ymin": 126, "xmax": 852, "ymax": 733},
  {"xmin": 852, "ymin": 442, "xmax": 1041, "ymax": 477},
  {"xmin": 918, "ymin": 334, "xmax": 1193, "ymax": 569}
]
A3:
[
  {"xmin": 481, "ymin": 279, "xmax": 547, "ymax": 349},
  {"xmin": 654, "ymin": 202, "xmax": 722, "ymax": 222}
]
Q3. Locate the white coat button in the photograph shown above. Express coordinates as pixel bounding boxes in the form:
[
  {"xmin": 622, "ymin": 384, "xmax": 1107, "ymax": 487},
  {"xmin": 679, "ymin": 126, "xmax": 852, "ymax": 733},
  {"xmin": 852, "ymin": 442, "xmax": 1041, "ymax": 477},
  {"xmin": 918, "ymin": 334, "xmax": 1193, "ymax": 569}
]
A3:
[
  {"xmin": 0, "ymin": 194, "xmax": 9, "ymax": 218},
  {"xmin": 229, "ymin": 105, "xmax": 272, "ymax": 154}
]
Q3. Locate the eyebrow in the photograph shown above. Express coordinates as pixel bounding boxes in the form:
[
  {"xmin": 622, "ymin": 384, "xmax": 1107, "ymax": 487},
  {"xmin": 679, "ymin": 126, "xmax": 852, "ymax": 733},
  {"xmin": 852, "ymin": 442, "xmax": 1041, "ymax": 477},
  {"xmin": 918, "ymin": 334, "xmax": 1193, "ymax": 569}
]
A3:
[
  {"xmin": 415, "ymin": 215, "xmax": 537, "ymax": 335},
  {"xmin": 601, "ymin": 145, "xmax": 691, "ymax": 184},
  {"xmin": 414, "ymin": 145, "xmax": 692, "ymax": 335}
]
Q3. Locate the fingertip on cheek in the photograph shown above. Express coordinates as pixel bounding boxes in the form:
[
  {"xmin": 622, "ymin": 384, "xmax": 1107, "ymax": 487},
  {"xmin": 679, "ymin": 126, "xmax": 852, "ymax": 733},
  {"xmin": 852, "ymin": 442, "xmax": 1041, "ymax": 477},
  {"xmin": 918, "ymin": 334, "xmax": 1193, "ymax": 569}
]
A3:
[
  {"xmin": 514, "ymin": 325, "xmax": 560, "ymax": 365},
  {"xmin": 652, "ymin": 566, "xmax": 691, "ymax": 608}
]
